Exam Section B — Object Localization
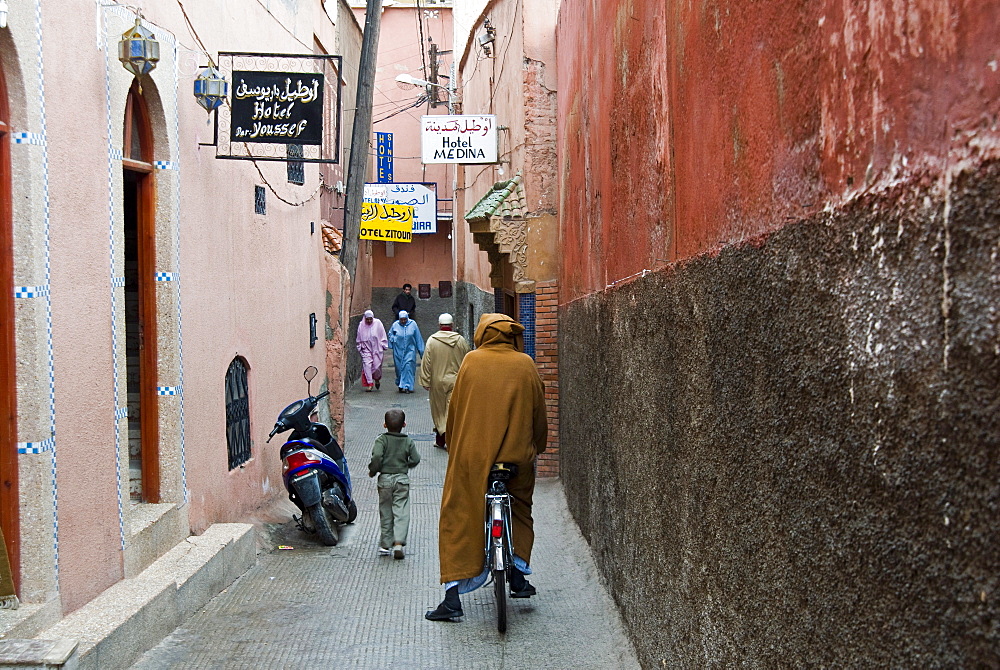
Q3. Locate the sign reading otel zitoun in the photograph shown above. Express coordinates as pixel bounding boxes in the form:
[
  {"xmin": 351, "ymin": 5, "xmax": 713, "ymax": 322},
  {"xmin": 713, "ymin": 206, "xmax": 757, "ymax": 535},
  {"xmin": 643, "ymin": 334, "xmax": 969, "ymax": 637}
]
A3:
[
  {"xmin": 231, "ymin": 71, "xmax": 324, "ymax": 144},
  {"xmin": 421, "ymin": 115, "xmax": 498, "ymax": 164},
  {"xmin": 359, "ymin": 203, "xmax": 414, "ymax": 243}
]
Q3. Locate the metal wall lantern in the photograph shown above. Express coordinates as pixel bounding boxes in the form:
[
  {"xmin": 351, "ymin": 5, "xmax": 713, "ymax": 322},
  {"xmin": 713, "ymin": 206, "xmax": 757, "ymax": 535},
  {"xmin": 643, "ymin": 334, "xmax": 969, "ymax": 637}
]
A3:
[
  {"xmin": 118, "ymin": 16, "xmax": 160, "ymax": 77},
  {"xmin": 193, "ymin": 65, "xmax": 229, "ymax": 112},
  {"xmin": 0, "ymin": 1, "xmax": 9, "ymax": 29}
]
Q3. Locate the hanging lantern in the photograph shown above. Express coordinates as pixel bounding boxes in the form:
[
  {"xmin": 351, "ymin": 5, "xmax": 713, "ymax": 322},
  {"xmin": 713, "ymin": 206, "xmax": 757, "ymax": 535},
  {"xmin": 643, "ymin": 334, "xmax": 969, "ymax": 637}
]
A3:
[
  {"xmin": 193, "ymin": 65, "xmax": 228, "ymax": 112},
  {"xmin": 118, "ymin": 16, "xmax": 160, "ymax": 77}
]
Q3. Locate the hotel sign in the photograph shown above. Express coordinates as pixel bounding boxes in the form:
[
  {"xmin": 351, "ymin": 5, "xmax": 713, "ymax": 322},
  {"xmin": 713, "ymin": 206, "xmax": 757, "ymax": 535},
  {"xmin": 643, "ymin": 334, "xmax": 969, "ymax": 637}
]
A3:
[
  {"xmin": 421, "ymin": 115, "xmax": 498, "ymax": 164},
  {"xmin": 230, "ymin": 71, "xmax": 324, "ymax": 145}
]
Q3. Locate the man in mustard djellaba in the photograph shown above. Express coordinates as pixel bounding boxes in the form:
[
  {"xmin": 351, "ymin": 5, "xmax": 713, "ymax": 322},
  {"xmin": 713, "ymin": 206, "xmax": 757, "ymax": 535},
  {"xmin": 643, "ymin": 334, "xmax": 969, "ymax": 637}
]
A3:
[{"xmin": 425, "ymin": 313, "xmax": 548, "ymax": 621}]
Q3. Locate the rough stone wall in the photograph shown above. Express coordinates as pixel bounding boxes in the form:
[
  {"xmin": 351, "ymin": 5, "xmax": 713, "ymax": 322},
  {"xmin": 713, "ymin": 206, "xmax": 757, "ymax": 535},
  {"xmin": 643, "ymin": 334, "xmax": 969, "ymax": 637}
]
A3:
[{"xmin": 560, "ymin": 163, "xmax": 1000, "ymax": 667}]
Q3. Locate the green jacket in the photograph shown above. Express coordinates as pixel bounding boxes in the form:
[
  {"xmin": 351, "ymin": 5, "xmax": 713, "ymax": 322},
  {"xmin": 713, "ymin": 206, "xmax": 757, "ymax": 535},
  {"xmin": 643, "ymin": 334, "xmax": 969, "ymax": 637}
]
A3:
[{"xmin": 368, "ymin": 432, "xmax": 420, "ymax": 477}]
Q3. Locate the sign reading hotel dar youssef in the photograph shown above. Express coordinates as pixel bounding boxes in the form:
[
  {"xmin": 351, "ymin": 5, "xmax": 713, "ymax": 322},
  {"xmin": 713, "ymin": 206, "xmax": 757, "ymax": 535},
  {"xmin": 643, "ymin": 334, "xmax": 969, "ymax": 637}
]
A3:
[
  {"xmin": 231, "ymin": 71, "xmax": 324, "ymax": 145},
  {"xmin": 421, "ymin": 115, "xmax": 498, "ymax": 164}
]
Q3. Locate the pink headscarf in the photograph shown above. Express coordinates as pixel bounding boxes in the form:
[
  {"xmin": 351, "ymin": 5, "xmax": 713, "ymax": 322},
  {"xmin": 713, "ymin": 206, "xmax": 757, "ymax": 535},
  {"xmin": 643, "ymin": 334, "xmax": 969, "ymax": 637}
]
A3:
[{"xmin": 356, "ymin": 311, "xmax": 387, "ymax": 354}]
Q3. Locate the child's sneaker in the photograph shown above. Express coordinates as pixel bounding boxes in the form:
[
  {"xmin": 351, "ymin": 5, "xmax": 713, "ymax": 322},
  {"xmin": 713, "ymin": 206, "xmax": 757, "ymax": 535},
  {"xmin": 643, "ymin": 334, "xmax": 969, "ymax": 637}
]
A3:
[
  {"xmin": 393, "ymin": 544, "xmax": 405, "ymax": 559},
  {"xmin": 378, "ymin": 546, "xmax": 392, "ymax": 556}
]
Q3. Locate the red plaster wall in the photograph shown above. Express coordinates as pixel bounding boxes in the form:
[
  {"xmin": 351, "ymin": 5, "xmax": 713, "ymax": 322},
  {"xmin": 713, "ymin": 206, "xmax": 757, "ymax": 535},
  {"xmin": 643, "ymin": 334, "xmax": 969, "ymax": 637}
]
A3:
[{"xmin": 557, "ymin": 0, "xmax": 1000, "ymax": 303}]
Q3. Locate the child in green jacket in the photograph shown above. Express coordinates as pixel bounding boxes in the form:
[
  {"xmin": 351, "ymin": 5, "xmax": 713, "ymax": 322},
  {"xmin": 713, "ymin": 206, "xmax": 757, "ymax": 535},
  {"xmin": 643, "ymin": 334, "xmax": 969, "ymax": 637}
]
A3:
[{"xmin": 368, "ymin": 409, "xmax": 420, "ymax": 559}]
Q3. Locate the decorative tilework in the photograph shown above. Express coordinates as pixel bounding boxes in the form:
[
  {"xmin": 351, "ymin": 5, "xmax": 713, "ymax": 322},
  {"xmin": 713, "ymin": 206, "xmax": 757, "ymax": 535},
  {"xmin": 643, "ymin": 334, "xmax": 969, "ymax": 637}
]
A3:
[
  {"xmin": 14, "ymin": 285, "xmax": 49, "ymax": 298},
  {"xmin": 494, "ymin": 288, "xmax": 504, "ymax": 314},
  {"xmin": 12, "ymin": 132, "xmax": 45, "ymax": 146},
  {"xmin": 157, "ymin": 386, "xmax": 179, "ymax": 396},
  {"xmin": 115, "ymin": 406, "xmax": 129, "ymax": 420},
  {"xmin": 153, "ymin": 160, "xmax": 177, "ymax": 170},
  {"xmin": 102, "ymin": 8, "xmax": 126, "ymax": 552},
  {"xmin": 17, "ymin": 436, "xmax": 55, "ymax": 454},
  {"xmin": 170, "ymin": 42, "xmax": 189, "ymax": 504},
  {"xmin": 518, "ymin": 292, "xmax": 536, "ymax": 360},
  {"xmin": 154, "ymin": 272, "xmax": 175, "ymax": 282},
  {"xmin": 35, "ymin": 0, "xmax": 59, "ymax": 581}
]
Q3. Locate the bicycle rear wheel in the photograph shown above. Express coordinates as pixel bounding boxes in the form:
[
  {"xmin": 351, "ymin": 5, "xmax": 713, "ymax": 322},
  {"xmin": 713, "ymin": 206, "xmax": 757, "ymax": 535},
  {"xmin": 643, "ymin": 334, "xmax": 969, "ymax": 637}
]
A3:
[{"xmin": 493, "ymin": 568, "xmax": 507, "ymax": 633}]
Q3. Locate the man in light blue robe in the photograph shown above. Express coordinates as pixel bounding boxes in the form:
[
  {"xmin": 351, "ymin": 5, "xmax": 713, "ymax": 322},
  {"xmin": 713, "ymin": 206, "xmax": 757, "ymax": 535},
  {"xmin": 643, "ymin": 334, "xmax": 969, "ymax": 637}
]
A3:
[{"xmin": 388, "ymin": 311, "xmax": 425, "ymax": 393}]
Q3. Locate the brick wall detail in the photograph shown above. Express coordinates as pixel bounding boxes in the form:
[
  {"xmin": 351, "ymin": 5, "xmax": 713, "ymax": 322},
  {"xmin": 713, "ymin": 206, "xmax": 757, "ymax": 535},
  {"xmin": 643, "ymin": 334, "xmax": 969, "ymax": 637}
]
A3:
[{"xmin": 534, "ymin": 280, "xmax": 559, "ymax": 477}]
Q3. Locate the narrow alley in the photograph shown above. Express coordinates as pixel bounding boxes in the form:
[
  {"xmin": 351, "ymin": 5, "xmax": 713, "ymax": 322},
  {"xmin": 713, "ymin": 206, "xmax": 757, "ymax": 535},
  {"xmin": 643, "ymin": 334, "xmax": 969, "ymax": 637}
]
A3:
[{"xmin": 133, "ymin": 367, "xmax": 639, "ymax": 669}]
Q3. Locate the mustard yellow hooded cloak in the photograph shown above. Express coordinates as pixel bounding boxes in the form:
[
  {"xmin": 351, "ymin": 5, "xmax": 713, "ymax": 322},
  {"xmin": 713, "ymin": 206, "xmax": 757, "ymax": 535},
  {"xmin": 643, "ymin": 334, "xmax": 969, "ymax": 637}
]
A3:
[{"xmin": 438, "ymin": 313, "xmax": 548, "ymax": 583}]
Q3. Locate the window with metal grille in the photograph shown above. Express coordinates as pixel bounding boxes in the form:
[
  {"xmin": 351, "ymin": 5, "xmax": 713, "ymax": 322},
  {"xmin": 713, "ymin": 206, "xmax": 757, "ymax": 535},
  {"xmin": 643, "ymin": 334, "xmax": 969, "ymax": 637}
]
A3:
[
  {"xmin": 225, "ymin": 357, "xmax": 252, "ymax": 470},
  {"xmin": 255, "ymin": 185, "xmax": 266, "ymax": 215},
  {"xmin": 286, "ymin": 144, "xmax": 305, "ymax": 184}
]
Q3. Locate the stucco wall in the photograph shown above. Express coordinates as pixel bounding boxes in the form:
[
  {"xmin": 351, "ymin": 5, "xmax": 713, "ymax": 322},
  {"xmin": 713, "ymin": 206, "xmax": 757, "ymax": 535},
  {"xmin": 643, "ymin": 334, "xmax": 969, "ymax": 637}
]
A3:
[
  {"xmin": 561, "ymin": 163, "xmax": 1000, "ymax": 666},
  {"xmin": 3, "ymin": 0, "xmax": 362, "ymax": 614}
]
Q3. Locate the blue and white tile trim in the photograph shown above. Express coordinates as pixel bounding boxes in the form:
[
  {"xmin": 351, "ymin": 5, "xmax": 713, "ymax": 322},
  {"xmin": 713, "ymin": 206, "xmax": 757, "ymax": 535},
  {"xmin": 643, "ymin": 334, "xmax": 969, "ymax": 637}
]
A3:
[
  {"xmin": 155, "ymin": 272, "xmax": 175, "ymax": 282},
  {"xmin": 153, "ymin": 160, "xmax": 178, "ymax": 171},
  {"xmin": 157, "ymin": 386, "xmax": 180, "ymax": 396},
  {"xmin": 518, "ymin": 292, "xmax": 537, "ymax": 360},
  {"xmin": 12, "ymin": 132, "xmax": 45, "ymax": 146},
  {"xmin": 115, "ymin": 406, "xmax": 129, "ymax": 421},
  {"xmin": 171, "ymin": 41, "xmax": 189, "ymax": 505},
  {"xmin": 103, "ymin": 10, "xmax": 127, "ymax": 552},
  {"xmin": 17, "ymin": 436, "xmax": 55, "ymax": 455},
  {"xmin": 35, "ymin": 0, "xmax": 59, "ymax": 582},
  {"xmin": 14, "ymin": 285, "xmax": 50, "ymax": 298}
]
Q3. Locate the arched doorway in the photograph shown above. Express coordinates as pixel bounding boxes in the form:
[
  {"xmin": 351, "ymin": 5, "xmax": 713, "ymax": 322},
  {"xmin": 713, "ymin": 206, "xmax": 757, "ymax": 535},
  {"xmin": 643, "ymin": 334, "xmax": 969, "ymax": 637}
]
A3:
[
  {"xmin": 0, "ymin": 59, "xmax": 18, "ymax": 589},
  {"xmin": 122, "ymin": 80, "xmax": 159, "ymax": 503}
]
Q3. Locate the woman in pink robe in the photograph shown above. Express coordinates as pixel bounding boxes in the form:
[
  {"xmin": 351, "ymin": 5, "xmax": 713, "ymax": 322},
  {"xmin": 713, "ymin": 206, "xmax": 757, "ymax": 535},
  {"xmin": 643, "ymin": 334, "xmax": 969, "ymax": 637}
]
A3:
[{"xmin": 356, "ymin": 310, "xmax": 388, "ymax": 391}]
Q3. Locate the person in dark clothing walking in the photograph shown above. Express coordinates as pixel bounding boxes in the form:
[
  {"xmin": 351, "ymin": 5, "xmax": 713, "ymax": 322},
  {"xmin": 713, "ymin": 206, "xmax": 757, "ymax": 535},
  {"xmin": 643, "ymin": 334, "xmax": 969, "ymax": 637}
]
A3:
[
  {"xmin": 391, "ymin": 283, "xmax": 416, "ymax": 321},
  {"xmin": 368, "ymin": 409, "xmax": 421, "ymax": 559}
]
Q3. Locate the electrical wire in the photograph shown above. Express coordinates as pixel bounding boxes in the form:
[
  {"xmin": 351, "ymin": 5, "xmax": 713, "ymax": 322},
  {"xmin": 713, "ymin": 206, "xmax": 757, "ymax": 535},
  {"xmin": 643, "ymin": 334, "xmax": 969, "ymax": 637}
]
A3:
[
  {"xmin": 373, "ymin": 96, "xmax": 428, "ymax": 124},
  {"xmin": 415, "ymin": 0, "xmax": 429, "ymax": 82},
  {"xmin": 489, "ymin": 3, "xmax": 520, "ymax": 110},
  {"xmin": 175, "ymin": 0, "xmax": 215, "ymax": 65}
]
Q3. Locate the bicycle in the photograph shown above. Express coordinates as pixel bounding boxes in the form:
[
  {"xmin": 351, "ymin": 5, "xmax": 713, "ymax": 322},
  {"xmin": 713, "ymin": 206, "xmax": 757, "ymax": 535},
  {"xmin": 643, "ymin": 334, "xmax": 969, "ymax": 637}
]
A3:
[{"xmin": 485, "ymin": 462, "xmax": 517, "ymax": 633}]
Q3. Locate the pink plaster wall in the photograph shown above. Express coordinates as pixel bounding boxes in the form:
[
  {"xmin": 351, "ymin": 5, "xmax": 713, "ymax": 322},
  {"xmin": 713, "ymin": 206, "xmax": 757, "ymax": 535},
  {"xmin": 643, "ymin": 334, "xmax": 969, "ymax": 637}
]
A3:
[
  {"xmin": 39, "ymin": 0, "xmax": 361, "ymax": 611},
  {"xmin": 556, "ymin": 0, "xmax": 1000, "ymax": 303},
  {"xmin": 46, "ymin": 3, "xmax": 125, "ymax": 610}
]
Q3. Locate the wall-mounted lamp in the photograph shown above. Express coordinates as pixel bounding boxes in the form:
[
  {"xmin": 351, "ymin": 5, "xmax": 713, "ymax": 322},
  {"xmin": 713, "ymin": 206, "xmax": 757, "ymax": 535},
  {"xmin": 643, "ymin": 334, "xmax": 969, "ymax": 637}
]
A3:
[
  {"xmin": 193, "ymin": 65, "xmax": 229, "ymax": 112},
  {"xmin": 118, "ymin": 15, "xmax": 160, "ymax": 77},
  {"xmin": 0, "ymin": 1, "xmax": 9, "ymax": 29},
  {"xmin": 309, "ymin": 313, "xmax": 318, "ymax": 348}
]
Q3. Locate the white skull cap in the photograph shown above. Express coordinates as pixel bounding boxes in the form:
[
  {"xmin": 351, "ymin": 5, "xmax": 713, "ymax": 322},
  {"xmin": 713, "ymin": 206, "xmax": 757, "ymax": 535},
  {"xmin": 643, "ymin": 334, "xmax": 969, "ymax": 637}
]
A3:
[
  {"xmin": 438, "ymin": 313, "xmax": 454, "ymax": 325},
  {"xmin": 398, "ymin": 311, "xmax": 408, "ymax": 320}
]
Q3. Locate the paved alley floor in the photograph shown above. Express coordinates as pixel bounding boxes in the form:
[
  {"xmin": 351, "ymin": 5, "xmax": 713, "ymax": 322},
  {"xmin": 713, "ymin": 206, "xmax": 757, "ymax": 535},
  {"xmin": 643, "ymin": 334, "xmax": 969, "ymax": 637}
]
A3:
[{"xmin": 134, "ymin": 370, "xmax": 639, "ymax": 669}]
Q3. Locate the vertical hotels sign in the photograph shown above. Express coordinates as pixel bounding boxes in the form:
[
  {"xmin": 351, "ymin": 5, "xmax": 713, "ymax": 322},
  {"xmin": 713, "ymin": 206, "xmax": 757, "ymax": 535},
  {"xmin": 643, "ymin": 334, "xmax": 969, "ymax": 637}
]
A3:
[{"xmin": 421, "ymin": 115, "xmax": 498, "ymax": 164}]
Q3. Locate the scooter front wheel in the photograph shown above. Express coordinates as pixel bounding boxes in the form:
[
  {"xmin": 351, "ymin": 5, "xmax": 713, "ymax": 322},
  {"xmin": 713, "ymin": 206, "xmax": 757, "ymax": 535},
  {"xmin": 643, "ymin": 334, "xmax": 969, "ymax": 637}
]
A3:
[{"xmin": 308, "ymin": 503, "xmax": 338, "ymax": 546}]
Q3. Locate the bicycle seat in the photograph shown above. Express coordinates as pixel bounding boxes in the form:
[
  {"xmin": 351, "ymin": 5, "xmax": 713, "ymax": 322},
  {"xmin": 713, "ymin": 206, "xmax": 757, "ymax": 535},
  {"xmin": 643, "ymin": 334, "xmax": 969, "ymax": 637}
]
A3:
[{"xmin": 488, "ymin": 463, "xmax": 518, "ymax": 484}]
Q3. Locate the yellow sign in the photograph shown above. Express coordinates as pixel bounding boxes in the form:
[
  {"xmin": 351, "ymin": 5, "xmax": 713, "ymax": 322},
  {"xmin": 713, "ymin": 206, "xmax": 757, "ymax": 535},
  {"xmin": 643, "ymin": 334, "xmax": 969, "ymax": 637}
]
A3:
[{"xmin": 360, "ymin": 202, "xmax": 413, "ymax": 243}]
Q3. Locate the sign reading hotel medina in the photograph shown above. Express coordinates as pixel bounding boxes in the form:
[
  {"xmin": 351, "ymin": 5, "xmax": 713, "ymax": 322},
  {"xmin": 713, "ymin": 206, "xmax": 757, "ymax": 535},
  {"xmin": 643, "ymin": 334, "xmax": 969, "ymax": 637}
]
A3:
[
  {"xmin": 231, "ymin": 71, "xmax": 324, "ymax": 145},
  {"xmin": 421, "ymin": 115, "xmax": 498, "ymax": 164}
]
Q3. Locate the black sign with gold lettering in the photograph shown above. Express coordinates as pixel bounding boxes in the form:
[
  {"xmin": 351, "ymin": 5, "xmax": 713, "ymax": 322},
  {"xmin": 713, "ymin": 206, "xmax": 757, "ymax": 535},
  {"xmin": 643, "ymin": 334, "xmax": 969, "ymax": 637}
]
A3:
[{"xmin": 230, "ymin": 71, "xmax": 324, "ymax": 145}]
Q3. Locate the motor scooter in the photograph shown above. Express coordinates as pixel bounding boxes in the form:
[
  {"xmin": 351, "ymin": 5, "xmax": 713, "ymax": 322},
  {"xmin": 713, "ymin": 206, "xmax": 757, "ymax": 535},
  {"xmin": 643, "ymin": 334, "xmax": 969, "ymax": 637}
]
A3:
[{"xmin": 267, "ymin": 366, "xmax": 356, "ymax": 546}]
